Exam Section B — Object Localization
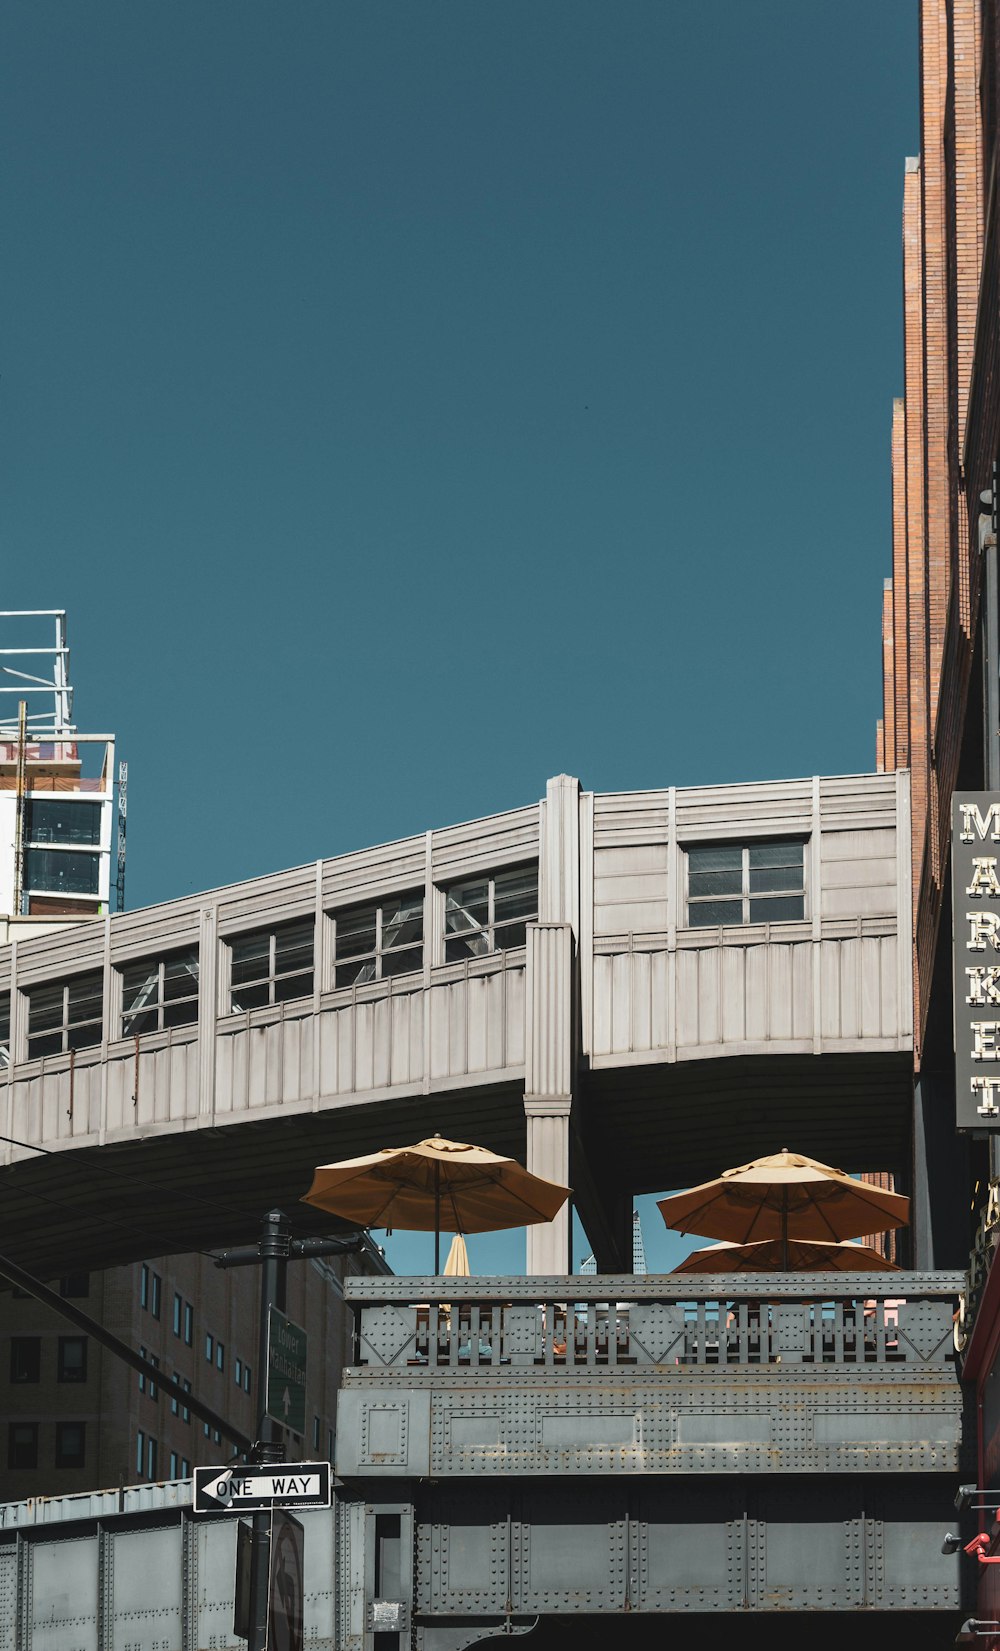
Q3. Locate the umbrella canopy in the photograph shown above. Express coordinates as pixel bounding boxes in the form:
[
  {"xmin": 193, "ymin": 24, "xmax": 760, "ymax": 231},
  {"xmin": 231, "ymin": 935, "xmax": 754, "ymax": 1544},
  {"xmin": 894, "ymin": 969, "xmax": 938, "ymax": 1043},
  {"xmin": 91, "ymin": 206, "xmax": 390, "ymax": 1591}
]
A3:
[
  {"xmin": 443, "ymin": 1232, "xmax": 470, "ymax": 1277},
  {"xmin": 657, "ymin": 1150, "xmax": 909, "ymax": 1259},
  {"xmin": 301, "ymin": 1134, "xmax": 571, "ymax": 1270},
  {"xmin": 672, "ymin": 1238, "xmax": 901, "ymax": 1274}
]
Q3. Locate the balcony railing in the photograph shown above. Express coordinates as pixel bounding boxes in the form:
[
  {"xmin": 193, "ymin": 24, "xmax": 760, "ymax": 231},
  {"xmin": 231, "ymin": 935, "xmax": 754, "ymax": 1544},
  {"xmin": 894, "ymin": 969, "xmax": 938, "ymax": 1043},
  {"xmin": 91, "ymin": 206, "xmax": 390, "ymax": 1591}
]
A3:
[{"xmin": 347, "ymin": 1272, "xmax": 961, "ymax": 1373}]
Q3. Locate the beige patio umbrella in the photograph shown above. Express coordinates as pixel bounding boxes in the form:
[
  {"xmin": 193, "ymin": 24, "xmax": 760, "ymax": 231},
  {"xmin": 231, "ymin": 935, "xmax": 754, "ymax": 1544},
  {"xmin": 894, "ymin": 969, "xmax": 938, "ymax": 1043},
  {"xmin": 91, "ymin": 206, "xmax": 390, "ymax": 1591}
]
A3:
[
  {"xmin": 672, "ymin": 1237, "xmax": 901, "ymax": 1274},
  {"xmin": 302, "ymin": 1134, "xmax": 571, "ymax": 1271},
  {"xmin": 443, "ymin": 1232, "xmax": 471, "ymax": 1276},
  {"xmin": 657, "ymin": 1149, "xmax": 909, "ymax": 1269}
]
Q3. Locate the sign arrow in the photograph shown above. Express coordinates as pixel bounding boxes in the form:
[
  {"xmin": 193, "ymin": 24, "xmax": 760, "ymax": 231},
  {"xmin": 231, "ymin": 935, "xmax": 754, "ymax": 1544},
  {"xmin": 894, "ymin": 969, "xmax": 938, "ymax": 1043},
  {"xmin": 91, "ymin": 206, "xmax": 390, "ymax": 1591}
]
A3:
[{"xmin": 282, "ymin": 1386, "xmax": 291, "ymax": 1418}]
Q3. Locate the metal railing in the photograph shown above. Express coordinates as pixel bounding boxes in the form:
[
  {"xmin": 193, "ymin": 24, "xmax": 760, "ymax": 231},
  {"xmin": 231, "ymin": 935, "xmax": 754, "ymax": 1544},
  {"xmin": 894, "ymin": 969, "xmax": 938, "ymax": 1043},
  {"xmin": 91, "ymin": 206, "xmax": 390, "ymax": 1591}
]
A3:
[{"xmin": 347, "ymin": 1273, "xmax": 961, "ymax": 1372}]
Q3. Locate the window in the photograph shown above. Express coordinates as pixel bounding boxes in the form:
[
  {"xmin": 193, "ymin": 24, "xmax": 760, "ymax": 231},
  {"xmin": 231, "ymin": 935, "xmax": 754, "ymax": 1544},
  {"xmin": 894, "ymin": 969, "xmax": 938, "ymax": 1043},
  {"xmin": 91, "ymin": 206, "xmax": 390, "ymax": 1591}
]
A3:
[
  {"xmin": 173, "ymin": 1293, "xmax": 182, "ymax": 1335},
  {"xmin": 444, "ymin": 865, "xmax": 537, "ymax": 962},
  {"xmin": 10, "ymin": 1337, "xmax": 40, "ymax": 1383},
  {"xmin": 205, "ymin": 1333, "xmax": 214, "ymax": 1362},
  {"xmin": 216, "ymin": 1341, "xmax": 225, "ymax": 1372},
  {"xmin": 151, "ymin": 1272, "xmax": 162, "ymax": 1320},
  {"xmin": 169, "ymin": 1450, "xmax": 179, "ymax": 1479},
  {"xmin": 60, "ymin": 1273, "xmax": 90, "ymax": 1299},
  {"xmin": 147, "ymin": 1435, "xmax": 158, "ymax": 1480},
  {"xmin": 137, "ymin": 1431, "xmax": 145, "ymax": 1476},
  {"xmin": 244, "ymin": 1363, "xmax": 252, "ymax": 1394},
  {"xmin": 235, "ymin": 1356, "xmax": 243, "ymax": 1386},
  {"xmin": 55, "ymin": 1421, "xmax": 86, "ymax": 1469},
  {"xmin": 312, "ymin": 1415, "xmax": 321, "ymax": 1451},
  {"xmin": 9, "ymin": 1422, "xmax": 38, "ymax": 1469},
  {"xmin": 184, "ymin": 1302, "xmax": 193, "ymax": 1346},
  {"xmin": 23, "ymin": 848, "xmax": 100, "ymax": 898},
  {"xmin": 138, "ymin": 1349, "xmax": 159, "ymax": 1398},
  {"xmin": 121, "ymin": 949, "xmax": 199, "ymax": 1037},
  {"xmin": 57, "ymin": 1337, "xmax": 87, "ymax": 1383},
  {"xmin": 230, "ymin": 921, "xmax": 313, "ymax": 1011},
  {"xmin": 141, "ymin": 1264, "xmax": 149, "ymax": 1309},
  {"xmin": 685, "ymin": 841, "xmax": 805, "ymax": 928},
  {"xmin": 334, "ymin": 892, "xmax": 423, "ymax": 987},
  {"xmin": 171, "ymin": 1373, "xmax": 191, "ymax": 1422},
  {"xmin": 26, "ymin": 799, "xmax": 102, "ymax": 847},
  {"xmin": 181, "ymin": 1456, "xmax": 190, "ymax": 1477},
  {"xmin": 28, "ymin": 974, "xmax": 103, "ymax": 1058}
]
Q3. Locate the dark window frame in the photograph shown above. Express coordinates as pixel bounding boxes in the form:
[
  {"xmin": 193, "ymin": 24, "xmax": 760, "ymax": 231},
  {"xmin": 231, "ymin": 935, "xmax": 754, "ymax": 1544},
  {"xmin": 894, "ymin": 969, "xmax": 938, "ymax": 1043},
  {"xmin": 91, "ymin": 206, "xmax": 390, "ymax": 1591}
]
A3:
[
  {"xmin": 121, "ymin": 949, "xmax": 199, "ymax": 1038},
  {"xmin": 27, "ymin": 974, "xmax": 103, "ymax": 1059},
  {"xmin": 230, "ymin": 920, "xmax": 314, "ymax": 1012},
  {"xmin": 685, "ymin": 840, "xmax": 806, "ymax": 928},
  {"xmin": 334, "ymin": 891, "xmax": 424, "ymax": 988},
  {"xmin": 10, "ymin": 1336, "xmax": 41, "ymax": 1384},
  {"xmin": 55, "ymin": 1420, "xmax": 86, "ymax": 1469},
  {"xmin": 57, "ymin": 1336, "xmax": 88, "ymax": 1384},
  {"xmin": 8, "ymin": 1421, "xmax": 38, "ymax": 1470},
  {"xmin": 443, "ymin": 864, "xmax": 537, "ymax": 963}
]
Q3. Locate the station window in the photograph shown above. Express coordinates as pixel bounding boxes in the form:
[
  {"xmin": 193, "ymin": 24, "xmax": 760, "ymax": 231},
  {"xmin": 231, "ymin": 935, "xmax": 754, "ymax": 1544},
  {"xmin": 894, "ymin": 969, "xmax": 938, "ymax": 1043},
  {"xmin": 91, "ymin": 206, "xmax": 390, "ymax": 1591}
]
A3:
[
  {"xmin": 121, "ymin": 949, "xmax": 199, "ymax": 1037},
  {"xmin": 27, "ymin": 974, "xmax": 103, "ymax": 1058},
  {"xmin": 57, "ymin": 1337, "xmax": 88, "ymax": 1383},
  {"xmin": 10, "ymin": 1336, "xmax": 40, "ymax": 1383},
  {"xmin": 230, "ymin": 920, "xmax": 313, "ymax": 1011},
  {"xmin": 334, "ymin": 891, "xmax": 423, "ymax": 987},
  {"xmin": 55, "ymin": 1421, "xmax": 86, "ymax": 1470},
  {"xmin": 443, "ymin": 865, "xmax": 537, "ymax": 962},
  {"xmin": 8, "ymin": 1422, "xmax": 38, "ymax": 1470},
  {"xmin": 685, "ymin": 841, "xmax": 805, "ymax": 927}
]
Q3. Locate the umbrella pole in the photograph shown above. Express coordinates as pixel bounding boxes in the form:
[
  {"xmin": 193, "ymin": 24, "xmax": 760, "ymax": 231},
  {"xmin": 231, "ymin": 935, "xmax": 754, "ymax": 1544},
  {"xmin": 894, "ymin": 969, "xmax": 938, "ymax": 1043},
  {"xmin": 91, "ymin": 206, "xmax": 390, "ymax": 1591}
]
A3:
[
  {"xmin": 435, "ymin": 1163, "xmax": 441, "ymax": 1274},
  {"xmin": 782, "ymin": 1194, "xmax": 789, "ymax": 1271}
]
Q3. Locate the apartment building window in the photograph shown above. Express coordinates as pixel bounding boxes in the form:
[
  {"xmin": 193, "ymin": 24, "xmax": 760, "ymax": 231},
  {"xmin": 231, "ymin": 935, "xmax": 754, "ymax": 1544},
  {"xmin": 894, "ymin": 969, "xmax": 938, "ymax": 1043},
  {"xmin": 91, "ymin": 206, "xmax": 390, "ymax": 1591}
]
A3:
[
  {"xmin": 184, "ymin": 1302, "xmax": 193, "ymax": 1345},
  {"xmin": 60, "ymin": 1273, "xmax": 90, "ymax": 1299},
  {"xmin": 23, "ymin": 800, "xmax": 102, "ymax": 902},
  {"xmin": 121, "ymin": 949, "xmax": 199, "ymax": 1037},
  {"xmin": 147, "ymin": 1436, "xmax": 158, "ymax": 1479},
  {"xmin": 235, "ymin": 1356, "xmax": 243, "ymax": 1386},
  {"xmin": 9, "ymin": 1422, "xmax": 38, "ymax": 1469},
  {"xmin": 10, "ymin": 1337, "xmax": 40, "ymax": 1383},
  {"xmin": 57, "ymin": 1337, "xmax": 88, "ymax": 1383},
  {"xmin": 334, "ymin": 892, "xmax": 423, "ymax": 987},
  {"xmin": 170, "ymin": 1450, "xmax": 179, "ymax": 1479},
  {"xmin": 171, "ymin": 1373, "xmax": 191, "ymax": 1422},
  {"xmin": 685, "ymin": 841, "xmax": 805, "ymax": 928},
  {"xmin": 173, "ymin": 1293, "xmax": 182, "ymax": 1335},
  {"xmin": 444, "ymin": 865, "xmax": 537, "ymax": 961},
  {"xmin": 216, "ymin": 1341, "xmax": 225, "ymax": 1372},
  {"xmin": 55, "ymin": 1421, "xmax": 86, "ymax": 1470},
  {"xmin": 25, "ymin": 799, "xmax": 101, "ymax": 846},
  {"xmin": 230, "ymin": 920, "xmax": 313, "ymax": 1011},
  {"xmin": 205, "ymin": 1333, "xmax": 214, "ymax": 1362},
  {"xmin": 141, "ymin": 1264, "xmax": 149, "ymax": 1309},
  {"xmin": 151, "ymin": 1272, "xmax": 161, "ymax": 1319},
  {"xmin": 136, "ymin": 1431, "xmax": 145, "ymax": 1475},
  {"xmin": 244, "ymin": 1363, "xmax": 252, "ymax": 1394},
  {"xmin": 27, "ymin": 973, "xmax": 103, "ymax": 1058},
  {"xmin": 138, "ymin": 1349, "xmax": 159, "ymax": 1398}
]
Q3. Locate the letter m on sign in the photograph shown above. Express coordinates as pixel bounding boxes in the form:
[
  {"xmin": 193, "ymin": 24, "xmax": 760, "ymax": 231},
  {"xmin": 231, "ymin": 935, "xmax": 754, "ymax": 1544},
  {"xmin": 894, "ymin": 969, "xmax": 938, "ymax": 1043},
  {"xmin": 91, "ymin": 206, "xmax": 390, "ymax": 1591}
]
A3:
[{"xmin": 961, "ymin": 802, "xmax": 1000, "ymax": 842}]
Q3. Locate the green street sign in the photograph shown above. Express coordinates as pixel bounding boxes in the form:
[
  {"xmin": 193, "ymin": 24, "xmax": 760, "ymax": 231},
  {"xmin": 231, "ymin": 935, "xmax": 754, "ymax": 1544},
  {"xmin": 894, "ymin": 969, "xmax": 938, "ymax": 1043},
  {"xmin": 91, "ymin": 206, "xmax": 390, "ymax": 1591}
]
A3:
[{"xmin": 266, "ymin": 1307, "xmax": 307, "ymax": 1436}]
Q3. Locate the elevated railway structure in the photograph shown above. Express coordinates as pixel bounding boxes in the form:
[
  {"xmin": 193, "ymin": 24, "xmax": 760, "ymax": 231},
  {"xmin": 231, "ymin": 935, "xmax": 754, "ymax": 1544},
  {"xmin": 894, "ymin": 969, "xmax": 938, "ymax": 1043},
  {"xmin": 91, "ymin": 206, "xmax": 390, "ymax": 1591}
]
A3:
[{"xmin": 0, "ymin": 770, "xmax": 912, "ymax": 1276}]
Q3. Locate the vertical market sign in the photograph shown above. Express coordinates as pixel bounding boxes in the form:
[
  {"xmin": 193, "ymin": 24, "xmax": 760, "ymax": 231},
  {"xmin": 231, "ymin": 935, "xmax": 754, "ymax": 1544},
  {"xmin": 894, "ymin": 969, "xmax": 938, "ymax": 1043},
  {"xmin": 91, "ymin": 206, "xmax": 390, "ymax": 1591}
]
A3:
[{"xmin": 954, "ymin": 793, "xmax": 1000, "ymax": 1127}]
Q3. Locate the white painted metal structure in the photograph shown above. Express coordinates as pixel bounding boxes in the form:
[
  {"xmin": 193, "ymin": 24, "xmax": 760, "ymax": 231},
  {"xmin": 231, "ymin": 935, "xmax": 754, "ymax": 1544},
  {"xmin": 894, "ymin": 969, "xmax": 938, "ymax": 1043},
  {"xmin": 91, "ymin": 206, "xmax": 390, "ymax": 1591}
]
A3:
[{"xmin": 0, "ymin": 770, "xmax": 912, "ymax": 1276}]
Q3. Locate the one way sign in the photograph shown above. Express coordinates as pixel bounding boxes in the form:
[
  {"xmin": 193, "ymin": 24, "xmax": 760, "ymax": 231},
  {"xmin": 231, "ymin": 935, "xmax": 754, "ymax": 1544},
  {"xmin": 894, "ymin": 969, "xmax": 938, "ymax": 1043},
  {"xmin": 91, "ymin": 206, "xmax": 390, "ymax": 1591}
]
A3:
[{"xmin": 193, "ymin": 1462, "xmax": 331, "ymax": 1513}]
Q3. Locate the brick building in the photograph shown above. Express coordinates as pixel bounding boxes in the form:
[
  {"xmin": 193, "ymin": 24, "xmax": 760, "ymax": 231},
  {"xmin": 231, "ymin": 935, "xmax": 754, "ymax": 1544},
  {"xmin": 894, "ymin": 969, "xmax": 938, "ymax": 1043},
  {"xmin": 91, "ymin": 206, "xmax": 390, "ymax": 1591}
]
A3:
[
  {"xmin": 878, "ymin": 0, "xmax": 997, "ymax": 1266},
  {"xmin": 2, "ymin": 1239, "xmax": 387, "ymax": 1501}
]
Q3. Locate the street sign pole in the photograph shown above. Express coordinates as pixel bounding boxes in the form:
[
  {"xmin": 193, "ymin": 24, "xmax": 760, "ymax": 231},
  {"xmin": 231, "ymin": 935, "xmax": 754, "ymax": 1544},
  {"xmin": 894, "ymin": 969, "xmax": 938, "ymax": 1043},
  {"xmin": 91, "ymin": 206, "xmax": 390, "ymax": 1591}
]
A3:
[{"xmin": 249, "ymin": 1209, "xmax": 290, "ymax": 1651}]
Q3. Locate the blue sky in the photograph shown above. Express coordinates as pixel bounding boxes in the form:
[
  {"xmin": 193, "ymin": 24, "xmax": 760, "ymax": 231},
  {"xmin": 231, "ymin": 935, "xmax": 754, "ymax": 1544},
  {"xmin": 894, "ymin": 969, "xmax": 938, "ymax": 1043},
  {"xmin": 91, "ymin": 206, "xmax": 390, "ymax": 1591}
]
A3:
[{"xmin": 3, "ymin": 3, "xmax": 918, "ymax": 1272}]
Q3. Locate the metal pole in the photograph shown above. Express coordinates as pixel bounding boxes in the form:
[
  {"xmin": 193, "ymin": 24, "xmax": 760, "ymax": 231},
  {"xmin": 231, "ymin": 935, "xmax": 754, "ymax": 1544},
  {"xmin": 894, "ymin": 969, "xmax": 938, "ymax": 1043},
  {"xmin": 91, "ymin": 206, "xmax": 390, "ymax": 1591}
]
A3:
[{"xmin": 248, "ymin": 1209, "xmax": 290, "ymax": 1651}]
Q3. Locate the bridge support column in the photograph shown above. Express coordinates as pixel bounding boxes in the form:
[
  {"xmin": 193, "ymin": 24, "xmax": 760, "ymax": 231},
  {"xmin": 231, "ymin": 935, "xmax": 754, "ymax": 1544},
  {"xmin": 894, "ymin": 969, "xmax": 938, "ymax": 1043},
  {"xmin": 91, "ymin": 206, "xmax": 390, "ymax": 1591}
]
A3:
[
  {"xmin": 524, "ymin": 914, "xmax": 575, "ymax": 1276},
  {"xmin": 524, "ymin": 1097, "xmax": 572, "ymax": 1273}
]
